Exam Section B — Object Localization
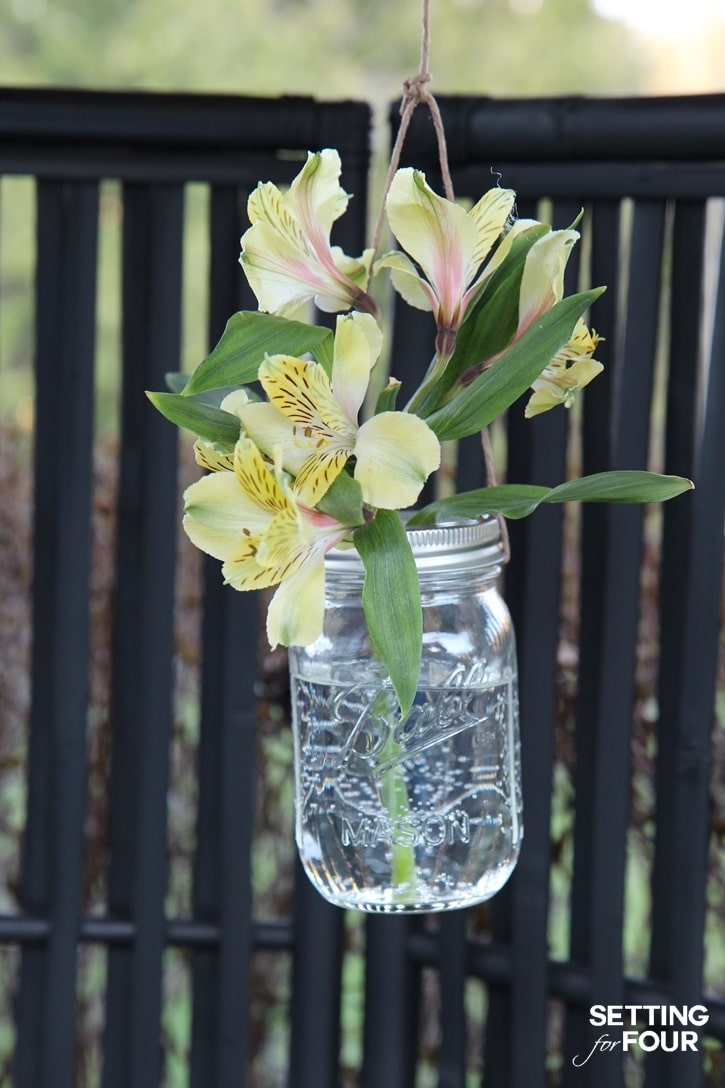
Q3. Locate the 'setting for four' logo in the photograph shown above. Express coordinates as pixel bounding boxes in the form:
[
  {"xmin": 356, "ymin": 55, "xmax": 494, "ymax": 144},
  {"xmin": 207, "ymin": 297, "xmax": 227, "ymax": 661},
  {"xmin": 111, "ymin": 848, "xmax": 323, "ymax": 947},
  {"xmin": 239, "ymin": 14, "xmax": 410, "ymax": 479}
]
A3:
[{"xmin": 572, "ymin": 1005, "xmax": 710, "ymax": 1067}]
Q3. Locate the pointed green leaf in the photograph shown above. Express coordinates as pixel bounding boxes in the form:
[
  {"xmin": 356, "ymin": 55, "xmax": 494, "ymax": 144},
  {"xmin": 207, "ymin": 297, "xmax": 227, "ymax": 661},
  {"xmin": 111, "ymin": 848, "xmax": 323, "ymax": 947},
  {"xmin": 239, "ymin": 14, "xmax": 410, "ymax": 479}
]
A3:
[
  {"xmin": 182, "ymin": 311, "xmax": 335, "ymax": 395},
  {"xmin": 410, "ymin": 484, "xmax": 550, "ymax": 524},
  {"xmin": 354, "ymin": 510, "xmax": 422, "ymax": 716},
  {"xmin": 410, "ymin": 470, "xmax": 693, "ymax": 525},
  {"xmin": 545, "ymin": 470, "xmax": 694, "ymax": 505},
  {"xmin": 146, "ymin": 391, "xmax": 241, "ymax": 447},
  {"xmin": 173, "ymin": 379, "xmax": 258, "ymax": 408},
  {"xmin": 374, "ymin": 378, "xmax": 402, "ymax": 414},
  {"xmin": 424, "ymin": 287, "xmax": 604, "ymax": 441}
]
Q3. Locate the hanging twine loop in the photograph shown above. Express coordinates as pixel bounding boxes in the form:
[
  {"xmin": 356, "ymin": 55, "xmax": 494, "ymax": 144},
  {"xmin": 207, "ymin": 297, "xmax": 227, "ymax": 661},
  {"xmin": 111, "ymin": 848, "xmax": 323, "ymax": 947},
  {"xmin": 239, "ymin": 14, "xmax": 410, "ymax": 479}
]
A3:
[
  {"xmin": 371, "ymin": 0, "xmax": 454, "ymax": 256},
  {"xmin": 372, "ymin": 0, "xmax": 509, "ymax": 561}
]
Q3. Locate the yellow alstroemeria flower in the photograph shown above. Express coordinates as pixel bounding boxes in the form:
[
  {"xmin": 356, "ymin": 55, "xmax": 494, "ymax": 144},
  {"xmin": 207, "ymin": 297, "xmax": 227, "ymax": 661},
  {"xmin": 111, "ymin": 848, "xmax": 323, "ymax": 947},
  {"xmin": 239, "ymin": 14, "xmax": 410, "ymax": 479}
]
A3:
[
  {"xmin": 525, "ymin": 320, "xmax": 604, "ymax": 418},
  {"xmin": 514, "ymin": 229, "xmax": 604, "ymax": 416},
  {"xmin": 377, "ymin": 168, "xmax": 516, "ymax": 355},
  {"xmin": 240, "ymin": 149, "xmax": 376, "ymax": 316},
  {"xmin": 183, "ymin": 437, "xmax": 352, "ymax": 648},
  {"xmin": 240, "ymin": 311, "xmax": 441, "ymax": 510}
]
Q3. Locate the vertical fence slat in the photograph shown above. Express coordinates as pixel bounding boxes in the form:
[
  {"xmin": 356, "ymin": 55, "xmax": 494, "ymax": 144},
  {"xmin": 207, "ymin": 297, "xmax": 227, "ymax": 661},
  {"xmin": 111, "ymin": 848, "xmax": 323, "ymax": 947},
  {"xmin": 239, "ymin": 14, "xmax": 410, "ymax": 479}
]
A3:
[
  {"xmin": 102, "ymin": 182, "xmax": 184, "ymax": 1088},
  {"xmin": 191, "ymin": 578, "xmax": 259, "ymax": 1088},
  {"xmin": 189, "ymin": 183, "xmax": 259, "ymax": 1088},
  {"xmin": 361, "ymin": 916, "xmax": 419, "ymax": 1088},
  {"xmin": 15, "ymin": 179, "xmax": 99, "ymax": 1088},
  {"xmin": 289, "ymin": 867, "xmax": 345, "ymax": 1088},
  {"xmin": 512, "ymin": 196, "xmax": 584, "ymax": 1087},
  {"xmin": 644, "ymin": 198, "xmax": 706, "ymax": 1088},
  {"xmin": 563, "ymin": 198, "xmax": 623, "ymax": 1081},
  {"xmin": 437, "ymin": 913, "xmax": 468, "ymax": 1088}
]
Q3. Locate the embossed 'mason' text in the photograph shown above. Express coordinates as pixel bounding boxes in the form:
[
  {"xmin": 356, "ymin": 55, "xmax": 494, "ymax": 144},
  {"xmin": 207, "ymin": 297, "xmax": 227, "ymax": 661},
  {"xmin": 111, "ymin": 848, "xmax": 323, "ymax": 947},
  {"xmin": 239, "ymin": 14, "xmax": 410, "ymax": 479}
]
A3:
[{"xmin": 340, "ymin": 810, "xmax": 470, "ymax": 848}]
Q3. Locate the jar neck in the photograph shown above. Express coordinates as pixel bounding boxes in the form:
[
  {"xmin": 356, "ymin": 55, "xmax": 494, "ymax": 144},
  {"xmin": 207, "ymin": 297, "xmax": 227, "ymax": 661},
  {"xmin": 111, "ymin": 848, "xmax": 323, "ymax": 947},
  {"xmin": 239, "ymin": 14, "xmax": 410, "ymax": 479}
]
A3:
[
  {"xmin": 324, "ymin": 517, "xmax": 506, "ymax": 586},
  {"xmin": 323, "ymin": 549, "xmax": 505, "ymax": 593}
]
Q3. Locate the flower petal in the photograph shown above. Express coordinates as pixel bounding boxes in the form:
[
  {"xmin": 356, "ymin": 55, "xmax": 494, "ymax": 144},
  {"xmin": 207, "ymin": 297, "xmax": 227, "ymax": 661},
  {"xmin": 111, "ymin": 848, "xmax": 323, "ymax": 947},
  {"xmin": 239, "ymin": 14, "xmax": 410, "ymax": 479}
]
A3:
[
  {"xmin": 256, "ymin": 505, "xmax": 308, "ymax": 571},
  {"xmin": 260, "ymin": 355, "xmax": 355, "ymax": 439},
  {"xmin": 266, "ymin": 557, "xmax": 326, "ymax": 648},
  {"xmin": 192, "ymin": 439, "xmax": 236, "ymax": 473},
  {"xmin": 233, "ymin": 436, "xmax": 289, "ymax": 516},
  {"xmin": 286, "ymin": 149, "xmax": 349, "ymax": 241},
  {"xmin": 332, "ymin": 245, "xmax": 375, "ymax": 291},
  {"xmin": 292, "ymin": 446, "xmax": 350, "ymax": 508},
  {"xmin": 240, "ymin": 217, "xmax": 338, "ymax": 315},
  {"xmin": 563, "ymin": 318, "xmax": 602, "ymax": 358},
  {"xmin": 220, "ymin": 388, "xmax": 253, "ymax": 417},
  {"xmin": 331, "ymin": 312, "xmax": 383, "ymax": 421},
  {"xmin": 375, "ymin": 250, "xmax": 437, "ymax": 313},
  {"xmin": 239, "ymin": 400, "xmax": 309, "ymax": 475},
  {"xmin": 353, "ymin": 412, "xmax": 441, "ymax": 509},
  {"xmin": 518, "ymin": 228, "xmax": 579, "ymax": 331},
  {"xmin": 183, "ymin": 470, "xmax": 272, "ymax": 560},
  {"xmin": 221, "ymin": 536, "xmax": 283, "ymax": 591},
  {"xmin": 468, "ymin": 186, "xmax": 516, "ymax": 268},
  {"xmin": 240, "ymin": 152, "xmax": 373, "ymax": 315},
  {"xmin": 386, "ymin": 168, "xmax": 480, "ymax": 325},
  {"xmin": 525, "ymin": 357, "xmax": 604, "ymax": 418}
]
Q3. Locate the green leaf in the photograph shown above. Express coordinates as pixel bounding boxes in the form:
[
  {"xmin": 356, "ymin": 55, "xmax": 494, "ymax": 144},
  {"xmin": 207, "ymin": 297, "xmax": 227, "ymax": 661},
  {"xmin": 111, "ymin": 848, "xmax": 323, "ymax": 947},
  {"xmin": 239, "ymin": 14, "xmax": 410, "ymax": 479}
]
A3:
[
  {"xmin": 182, "ymin": 311, "xmax": 335, "ymax": 395},
  {"xmin": 179, "ymin": 381, "xmax": 259, "ymax": 408},
  {"xmin": 316, "ymin": 470, "xmax": 364, "ymax": 526},
  {"xmin": 442, "ymin": 222, "xmax": 551, "ymax": 396},
  {"xmin": 354, "ymin": 511, "xmax": 422, "ymax": 716},
  {"xmin": 146, "ymin": 390, "xmax": 241, "ymax": 447},
  {"xmin": 410, "ymin": 484, "xmax": 550, "ymax": 524},
  {"xmin": 374, "ymin": 378, "xmax": 401, "ymax": 414},
  {"xmin": 424, "ymin": 287, "xmax": 605, "ymax": 441},
  {"xmin": 544, "ymin": 470, "xmax": 694, "ymax": 505},
  {"xmin": 410, "ymin": 470, "xmax": 694, "ymax": 525}
]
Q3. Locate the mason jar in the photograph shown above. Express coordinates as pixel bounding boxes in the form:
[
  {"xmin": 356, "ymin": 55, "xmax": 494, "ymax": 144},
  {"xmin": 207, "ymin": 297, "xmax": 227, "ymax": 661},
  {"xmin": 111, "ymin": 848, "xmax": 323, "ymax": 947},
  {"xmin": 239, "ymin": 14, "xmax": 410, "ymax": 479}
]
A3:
[{"xmin": 287, "ymin": 517, "xmax": 522, "ymax": 913}]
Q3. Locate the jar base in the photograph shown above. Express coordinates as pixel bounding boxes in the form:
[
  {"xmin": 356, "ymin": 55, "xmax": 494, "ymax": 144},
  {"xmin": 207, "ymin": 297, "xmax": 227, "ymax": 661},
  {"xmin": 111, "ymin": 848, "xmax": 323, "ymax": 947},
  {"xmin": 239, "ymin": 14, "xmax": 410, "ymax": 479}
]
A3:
[{"xmin": 301, "ymin": 857, "xmax": 519, "ymax": 914}]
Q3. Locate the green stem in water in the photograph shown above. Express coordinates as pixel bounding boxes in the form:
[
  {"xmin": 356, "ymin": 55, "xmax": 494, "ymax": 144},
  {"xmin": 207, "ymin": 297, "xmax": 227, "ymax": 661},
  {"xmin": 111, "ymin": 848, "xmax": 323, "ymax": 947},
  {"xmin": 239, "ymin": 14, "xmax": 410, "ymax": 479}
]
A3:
[{"xmin": 378, "ymin": 736, "xmax": 417, "ymax": 893}]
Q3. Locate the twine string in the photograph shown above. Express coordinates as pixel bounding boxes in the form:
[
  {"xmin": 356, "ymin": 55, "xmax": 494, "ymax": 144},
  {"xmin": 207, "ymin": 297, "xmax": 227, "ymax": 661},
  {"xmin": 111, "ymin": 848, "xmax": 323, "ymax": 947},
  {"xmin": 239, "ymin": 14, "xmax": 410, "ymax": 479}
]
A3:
[
  {"xmin": 371, "ymin": 0, "xmax": 453, "ymax": 257},
  {"xmin": 374, "ymin": 0, "xmax": 509, "ymax": 554},
  {"xmin": 481, "ymin": 427, "xmax": 510, "ymax": 563}
]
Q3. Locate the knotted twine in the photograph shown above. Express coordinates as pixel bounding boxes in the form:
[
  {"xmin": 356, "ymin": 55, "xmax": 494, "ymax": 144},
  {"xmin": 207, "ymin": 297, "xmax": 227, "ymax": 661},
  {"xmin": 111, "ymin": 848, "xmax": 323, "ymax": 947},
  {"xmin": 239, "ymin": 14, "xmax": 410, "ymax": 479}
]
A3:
[{"xmin": 372, "ymin": 0, "xmax": 510, "ymax": 561}]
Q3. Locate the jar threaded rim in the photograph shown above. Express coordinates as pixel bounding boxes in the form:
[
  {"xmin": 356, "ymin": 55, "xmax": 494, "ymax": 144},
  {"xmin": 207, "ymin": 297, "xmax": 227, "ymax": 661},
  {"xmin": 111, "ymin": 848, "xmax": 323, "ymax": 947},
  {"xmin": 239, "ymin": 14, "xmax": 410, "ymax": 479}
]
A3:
[{"xmin": 326, "ymin": 516, "xmax": 504, "ymax": 572}]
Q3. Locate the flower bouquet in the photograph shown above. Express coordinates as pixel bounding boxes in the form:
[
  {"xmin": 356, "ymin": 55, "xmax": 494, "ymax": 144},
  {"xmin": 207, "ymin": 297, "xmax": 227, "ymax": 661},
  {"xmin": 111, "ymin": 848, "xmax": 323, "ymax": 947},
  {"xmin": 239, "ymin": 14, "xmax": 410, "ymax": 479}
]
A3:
[
  {"xmin": 149, "ymin": 148, "xmax": 691, "ymax": 716},
  {"xmin": 148, "ymin": 148, "xmax": 694, "ymax": 911}
]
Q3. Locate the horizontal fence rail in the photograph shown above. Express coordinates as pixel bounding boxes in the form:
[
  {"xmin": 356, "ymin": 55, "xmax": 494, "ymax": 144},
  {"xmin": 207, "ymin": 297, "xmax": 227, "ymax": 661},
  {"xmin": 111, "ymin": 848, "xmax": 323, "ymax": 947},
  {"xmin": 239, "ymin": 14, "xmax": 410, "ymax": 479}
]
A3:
[{"xmin": 0, "ymin": 87, "xmax": 722, "ymax": 1088}]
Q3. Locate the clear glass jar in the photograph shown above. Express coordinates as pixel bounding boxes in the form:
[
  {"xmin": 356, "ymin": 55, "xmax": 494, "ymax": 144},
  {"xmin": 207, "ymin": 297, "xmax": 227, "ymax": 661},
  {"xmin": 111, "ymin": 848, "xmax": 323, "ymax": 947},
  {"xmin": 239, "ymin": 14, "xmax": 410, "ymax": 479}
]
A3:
[{"xmin": 287, "ymin": 518, "xmax": 522, "ymax": 913}]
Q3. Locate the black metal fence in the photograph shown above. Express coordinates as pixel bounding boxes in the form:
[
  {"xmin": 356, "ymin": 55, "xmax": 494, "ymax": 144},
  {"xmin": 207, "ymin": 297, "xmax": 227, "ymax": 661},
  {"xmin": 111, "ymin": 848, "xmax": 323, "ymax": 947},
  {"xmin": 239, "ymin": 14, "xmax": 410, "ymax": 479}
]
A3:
[{"xmin": 0, "ymin": 87, "xmax": 723, "ymax": 1088}]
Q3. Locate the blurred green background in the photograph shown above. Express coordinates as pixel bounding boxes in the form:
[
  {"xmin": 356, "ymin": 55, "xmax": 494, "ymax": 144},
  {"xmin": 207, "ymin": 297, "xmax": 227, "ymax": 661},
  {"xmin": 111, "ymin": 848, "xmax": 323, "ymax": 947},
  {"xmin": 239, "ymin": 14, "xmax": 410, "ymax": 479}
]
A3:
[{"xmin": 1, "ymin": 0, "xmax": 723, "ymax": 108}]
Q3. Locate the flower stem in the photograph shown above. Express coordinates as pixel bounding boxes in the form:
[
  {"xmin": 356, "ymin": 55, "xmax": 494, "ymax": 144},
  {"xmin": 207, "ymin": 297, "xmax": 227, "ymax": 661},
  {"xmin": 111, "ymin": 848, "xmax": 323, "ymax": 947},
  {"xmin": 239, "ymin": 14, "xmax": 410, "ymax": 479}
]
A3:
[
  {"xmin": 378, "ymin": 738, "xmax": 417, "ymax": 893},
  {"xmin": 404, "ymin": 350, "xmax": 451, "ymax": 416}
]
